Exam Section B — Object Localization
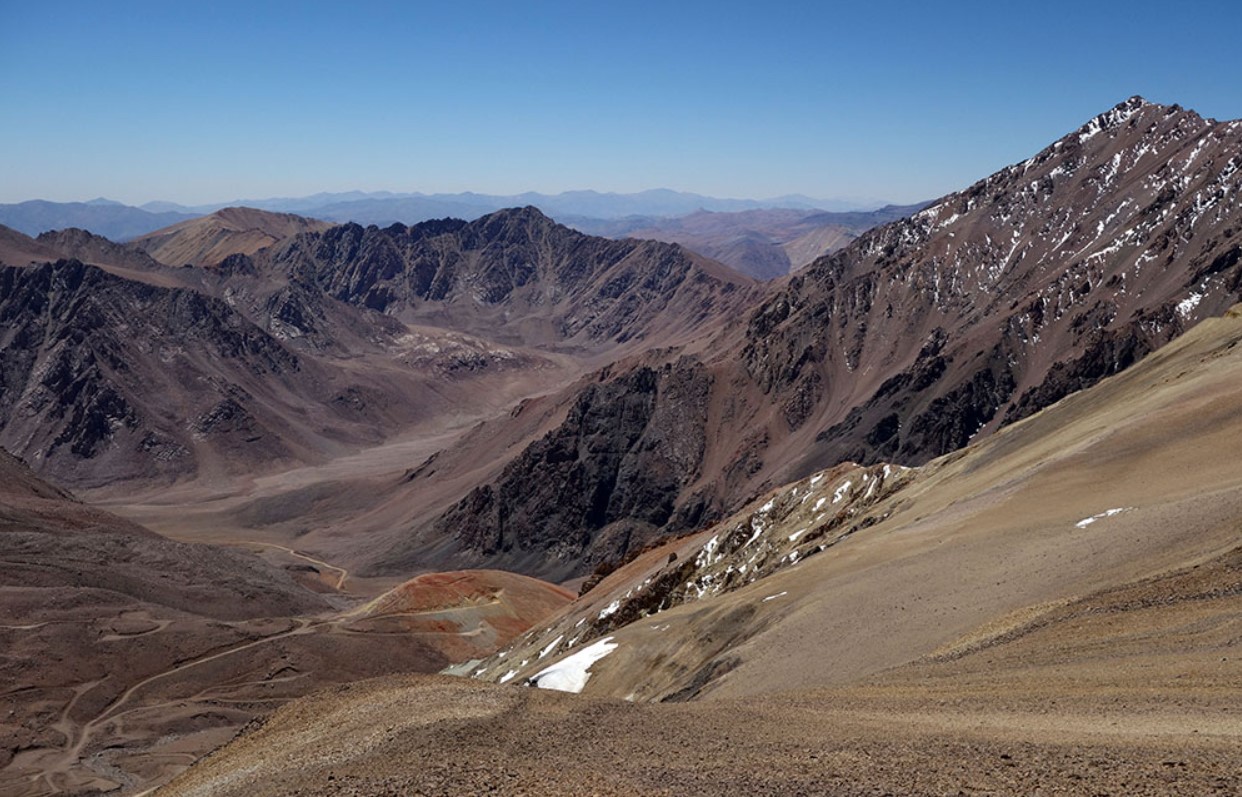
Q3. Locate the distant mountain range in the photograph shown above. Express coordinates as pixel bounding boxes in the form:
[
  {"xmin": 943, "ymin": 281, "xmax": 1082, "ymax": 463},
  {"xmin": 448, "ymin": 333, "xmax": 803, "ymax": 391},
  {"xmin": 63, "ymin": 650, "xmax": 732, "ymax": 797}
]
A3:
[
  {"xmin": 140, "ymin": 189, "xmax": 887, "ymax": 220},
  {"xmin": 0, "ymin": 193, "xmax": 917, "ymax": 280},
  {"xmin": 0, "ymin": 190, "xmax": 889, "ymax": 242},
  {"xmin": 0, "ymin": 199, "xmax": 198, "ymax": 241},
  {"xmin": 568, "ymin": 204, "xmax": 929, "ymax": 279}
]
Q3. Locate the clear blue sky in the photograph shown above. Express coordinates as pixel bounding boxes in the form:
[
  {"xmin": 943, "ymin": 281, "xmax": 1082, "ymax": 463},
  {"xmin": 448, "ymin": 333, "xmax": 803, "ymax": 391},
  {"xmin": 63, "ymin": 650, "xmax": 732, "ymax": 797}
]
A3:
[{"xmin": 2, "ymin": 0, "xmax": 1240, "ymax": 206}]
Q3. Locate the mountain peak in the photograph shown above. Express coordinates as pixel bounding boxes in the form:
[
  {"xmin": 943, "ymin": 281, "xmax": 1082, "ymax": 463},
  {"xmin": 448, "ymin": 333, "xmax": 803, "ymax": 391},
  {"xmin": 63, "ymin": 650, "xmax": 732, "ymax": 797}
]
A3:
[
  {"xmin": 466, "ymin": 205, "xmax": 560, "ymax": 241},
  {"xmin": 481, "ymin": 205, "xmax": 552, "ymax": 223},
  {"xmin": 132, "ymin": 206, "xmax": 331, "ymax": 266}
]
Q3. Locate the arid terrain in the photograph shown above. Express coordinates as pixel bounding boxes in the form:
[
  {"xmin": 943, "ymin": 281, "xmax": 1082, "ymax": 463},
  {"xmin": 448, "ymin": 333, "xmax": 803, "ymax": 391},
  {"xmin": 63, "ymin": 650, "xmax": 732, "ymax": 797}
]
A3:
[
  {"xmin": 0, "ymin": 451, "xmax": 570, "ymax": 796},
  {"xmin": 2, "ymin": 97, "xmax": 1241, "ymax": 796},
  {"xmin": 156, "ymin": 294, "xmax": 1242, "ymax": 797}
]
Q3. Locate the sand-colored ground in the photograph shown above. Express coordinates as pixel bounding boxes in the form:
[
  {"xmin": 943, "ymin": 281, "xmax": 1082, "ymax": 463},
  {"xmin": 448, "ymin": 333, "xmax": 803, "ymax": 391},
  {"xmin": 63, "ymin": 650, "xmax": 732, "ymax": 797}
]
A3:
[{"xmin": 153, "ymin": 520, "xmax": 1242, "ymax": 796}]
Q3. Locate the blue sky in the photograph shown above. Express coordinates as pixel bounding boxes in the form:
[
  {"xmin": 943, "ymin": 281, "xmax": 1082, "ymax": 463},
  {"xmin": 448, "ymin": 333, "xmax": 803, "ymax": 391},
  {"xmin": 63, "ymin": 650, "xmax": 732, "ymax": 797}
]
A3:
[{"xmin": 2, "ymin": 0, "xmax": 1240, "ymax": 206}]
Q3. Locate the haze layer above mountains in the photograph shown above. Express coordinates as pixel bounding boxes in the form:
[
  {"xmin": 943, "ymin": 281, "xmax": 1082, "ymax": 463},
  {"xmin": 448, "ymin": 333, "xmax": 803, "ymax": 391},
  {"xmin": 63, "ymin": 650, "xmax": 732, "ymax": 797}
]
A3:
[{"xmin": 2, "ymin": 97, "xmax": 1241, "ymax": 796}]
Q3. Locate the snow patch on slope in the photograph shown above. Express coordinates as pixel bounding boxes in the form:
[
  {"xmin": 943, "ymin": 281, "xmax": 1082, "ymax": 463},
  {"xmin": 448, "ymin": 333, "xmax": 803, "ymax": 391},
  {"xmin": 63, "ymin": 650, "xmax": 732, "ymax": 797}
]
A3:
[{"xmin": 529, "ymin": 637, "xmax": 619, "ymax": 693}]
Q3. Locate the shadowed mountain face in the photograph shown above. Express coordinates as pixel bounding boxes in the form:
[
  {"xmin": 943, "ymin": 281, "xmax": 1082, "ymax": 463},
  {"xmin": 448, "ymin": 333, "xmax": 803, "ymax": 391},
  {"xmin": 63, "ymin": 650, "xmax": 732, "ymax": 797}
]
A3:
[{"xmin": 396, "ymin": 98, "xmax": 1242, "ymax": 578}]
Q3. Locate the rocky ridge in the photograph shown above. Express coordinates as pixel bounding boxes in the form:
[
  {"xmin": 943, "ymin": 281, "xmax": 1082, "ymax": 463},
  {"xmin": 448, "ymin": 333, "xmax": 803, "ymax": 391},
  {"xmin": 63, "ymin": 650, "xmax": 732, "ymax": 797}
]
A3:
[
  {"xmin": 469, "ymin": 460, "xmax": 913, "ymax": 691},
  {"xmin": 249, "ymin": 206, "xmax": 757, "ymax": 349}
]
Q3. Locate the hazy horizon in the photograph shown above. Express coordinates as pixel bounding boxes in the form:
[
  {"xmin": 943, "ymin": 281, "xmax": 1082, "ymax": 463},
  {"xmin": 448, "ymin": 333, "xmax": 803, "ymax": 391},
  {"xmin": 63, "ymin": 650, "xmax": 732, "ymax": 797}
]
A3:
[
  {"xmin": 3, "ymin": 1, "xmax": 1240, "ymax": 206},
  {"xmin": 3, "ymin": 187, "xmax": 898, "ymax": 212}
]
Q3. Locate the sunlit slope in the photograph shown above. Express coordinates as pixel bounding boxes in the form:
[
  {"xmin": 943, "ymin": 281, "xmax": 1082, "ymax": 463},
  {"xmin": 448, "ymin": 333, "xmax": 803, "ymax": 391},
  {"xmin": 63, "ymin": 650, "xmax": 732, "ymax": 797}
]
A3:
[{"xmin": 478, "ymin": 305, "xmax": 1242, "ymax": 702}]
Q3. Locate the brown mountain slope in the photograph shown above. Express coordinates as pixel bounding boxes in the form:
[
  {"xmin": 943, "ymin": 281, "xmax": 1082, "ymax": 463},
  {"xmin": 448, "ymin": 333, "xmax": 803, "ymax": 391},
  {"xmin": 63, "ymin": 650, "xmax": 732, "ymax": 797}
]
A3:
[
  {"xmin": 343, "ymin": 570, "xmax": 574, "ymax": 662},
  {"xmin": 155, "ymin": 308, "xmax": 1242, "ymax": 796},
  {"xmin": 382, "ymin": 97, "xmax": 1242, "ymax": 579},
  {"xmin": 0, "ymin": 451, "xmax": 571, "ymax": 796},
  {"xmin": 132, "ymin": 206, "xmax": 333, "ymax": 267},
  {"xmin": 0, "ymin": 225, "xmax": 61, "ymax": 268}
]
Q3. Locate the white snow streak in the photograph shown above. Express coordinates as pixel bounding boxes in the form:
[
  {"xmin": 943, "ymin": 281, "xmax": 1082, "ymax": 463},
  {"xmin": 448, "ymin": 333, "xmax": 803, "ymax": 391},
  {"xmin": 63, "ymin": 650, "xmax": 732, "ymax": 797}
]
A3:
[
  {"xmin": 1075, "ymin": 507, "xmax": 1130, "ymax": 529},
  {"xmin": 530, "ymin": 637, "xmax": 619, "ymax": 693}
]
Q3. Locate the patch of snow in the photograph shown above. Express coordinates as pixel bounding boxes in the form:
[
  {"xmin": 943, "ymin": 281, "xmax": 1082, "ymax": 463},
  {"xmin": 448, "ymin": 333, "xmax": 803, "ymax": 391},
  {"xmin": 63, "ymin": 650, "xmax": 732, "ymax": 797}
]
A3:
[
  {"xmin": 788, "ymin": 528, "xmax": 808, "ymax": 543},
  {"xmin": 832, "ymin": 480, "xmax": 853, "ymax": 503},
  {"xmin": 1177, "ymin": 292, "xmax": 1203, "ymax": 318},
  {"xmin": 762, "ymin": 592, "xmax": 788, "ymax": 602},
  {"xmin": 530, "ymin": 637, "xmax": 619, "ymax": 693},
  {"xmin": 499, "ymin": 669, "xmax": 519, "ymax": 684},
  {"xmin": 1075, "ymin": 507, "xmax": 1131, "ymax": 529},
  {"xmin": 538, "ymin": 635, "xmax": 564, "ymax": 659},
  {"xmin": 598, "ymin": 600, "xmax": 621, "ymax": 620},
  {"xmin": 696, "ymin": 534, "xmax": 721, "ymax": 566}
]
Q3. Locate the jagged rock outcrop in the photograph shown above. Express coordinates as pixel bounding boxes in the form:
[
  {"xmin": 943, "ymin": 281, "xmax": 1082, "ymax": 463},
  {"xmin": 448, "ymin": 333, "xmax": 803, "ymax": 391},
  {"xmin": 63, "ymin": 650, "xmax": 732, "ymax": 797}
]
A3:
[{"xmin": 259, "ymin": 206, "xmax": 757, "ymax": 348}]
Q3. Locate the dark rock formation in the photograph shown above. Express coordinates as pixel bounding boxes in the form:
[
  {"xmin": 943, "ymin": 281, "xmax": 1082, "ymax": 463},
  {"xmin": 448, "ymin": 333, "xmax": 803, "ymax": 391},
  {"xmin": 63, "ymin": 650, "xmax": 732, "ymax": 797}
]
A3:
[{"xmin": 437, "ymin": 359, "xmax": 712, "ymax": 579}]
